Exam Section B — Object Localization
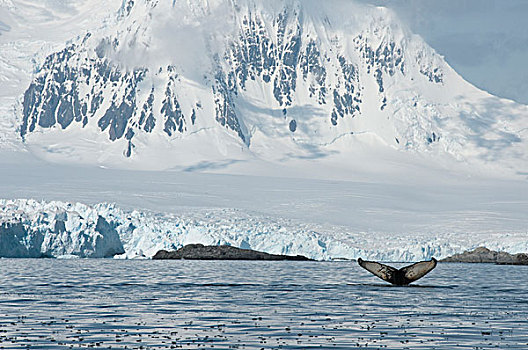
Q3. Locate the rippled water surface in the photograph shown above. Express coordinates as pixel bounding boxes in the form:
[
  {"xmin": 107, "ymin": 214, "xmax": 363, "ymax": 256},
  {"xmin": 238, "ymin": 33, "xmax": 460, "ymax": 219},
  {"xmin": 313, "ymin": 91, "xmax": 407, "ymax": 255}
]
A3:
[{"xmin": 0, "ymin": 259, "xmax": 527, "ymax": 349}]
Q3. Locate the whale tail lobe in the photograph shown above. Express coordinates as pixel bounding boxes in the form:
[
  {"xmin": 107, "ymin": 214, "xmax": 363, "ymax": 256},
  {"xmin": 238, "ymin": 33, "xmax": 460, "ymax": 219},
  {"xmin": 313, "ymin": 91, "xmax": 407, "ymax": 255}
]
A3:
[{"xmin": 358, "ymin": 258, "xmax": 437, "ymax": 285}]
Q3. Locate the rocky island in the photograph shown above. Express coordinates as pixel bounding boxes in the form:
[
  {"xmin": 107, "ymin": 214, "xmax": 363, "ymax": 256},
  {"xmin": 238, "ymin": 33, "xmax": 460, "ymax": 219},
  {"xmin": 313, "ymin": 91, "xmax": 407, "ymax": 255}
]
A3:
[
  {"xmin": 152, "ymin": 244, "xmax": 313, "ymax": 261},
  {"xmin": 441, "ymin": 247, "xmax": 528, "ymax": 265}
]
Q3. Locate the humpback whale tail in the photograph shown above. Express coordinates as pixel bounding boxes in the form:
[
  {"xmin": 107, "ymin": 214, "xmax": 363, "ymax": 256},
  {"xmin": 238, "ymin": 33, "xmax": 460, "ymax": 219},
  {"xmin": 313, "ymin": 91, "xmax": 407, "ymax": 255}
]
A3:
[{"xmin": 358, "ymin": 258, "xmax": 437, "ymax": 285}]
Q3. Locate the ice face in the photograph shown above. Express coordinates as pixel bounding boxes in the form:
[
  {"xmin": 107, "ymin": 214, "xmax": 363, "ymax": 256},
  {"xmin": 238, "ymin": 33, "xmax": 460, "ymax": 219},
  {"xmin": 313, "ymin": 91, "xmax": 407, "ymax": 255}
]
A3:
[
  {"xmin": 0, "ymin": 199, "xmax": 124, "ymax": 258},
  {"xmin": 2, "ymin": 198, "xmax": 527, "ymax": 261}
]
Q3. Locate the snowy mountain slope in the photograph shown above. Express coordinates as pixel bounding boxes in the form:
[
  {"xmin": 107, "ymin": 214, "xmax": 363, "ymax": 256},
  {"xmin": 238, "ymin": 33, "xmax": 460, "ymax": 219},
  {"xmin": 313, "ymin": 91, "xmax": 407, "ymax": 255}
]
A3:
[
  {"xmin": 0, "ymin": 0, "xmax": 122, "ymax": 149},
  {"xmin": 15, "ymin": 0, "xmax": 527, "ymax": 174},
  {"xmin": 380, "ymin": 0, "xmax": 528, "ymax": 106}
]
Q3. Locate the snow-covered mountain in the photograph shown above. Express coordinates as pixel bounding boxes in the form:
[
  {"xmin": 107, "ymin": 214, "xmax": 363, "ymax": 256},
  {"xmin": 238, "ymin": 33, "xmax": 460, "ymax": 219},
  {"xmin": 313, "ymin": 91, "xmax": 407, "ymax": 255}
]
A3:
[
  {"xmin": 16, "ymin": 0, "xmax": 528, "ymax": 173},
  {"xmin": 0, "ymin": 0, "xmax": 123, "ymax": 150}
]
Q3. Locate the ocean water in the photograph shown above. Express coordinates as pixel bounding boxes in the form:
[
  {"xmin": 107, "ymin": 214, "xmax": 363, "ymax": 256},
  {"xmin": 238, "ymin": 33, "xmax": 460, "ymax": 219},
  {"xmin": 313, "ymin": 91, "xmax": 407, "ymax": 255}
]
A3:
[{"xmin": 0, "ymin": 259, "xmax": 527, "ymax": 349}]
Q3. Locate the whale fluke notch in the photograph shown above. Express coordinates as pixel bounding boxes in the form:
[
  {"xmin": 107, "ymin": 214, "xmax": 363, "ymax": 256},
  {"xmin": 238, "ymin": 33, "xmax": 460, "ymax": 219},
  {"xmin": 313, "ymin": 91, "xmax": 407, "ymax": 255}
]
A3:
[{"xmin": 358, "ymin": 257, "xmax": 437, "ymax": 285}]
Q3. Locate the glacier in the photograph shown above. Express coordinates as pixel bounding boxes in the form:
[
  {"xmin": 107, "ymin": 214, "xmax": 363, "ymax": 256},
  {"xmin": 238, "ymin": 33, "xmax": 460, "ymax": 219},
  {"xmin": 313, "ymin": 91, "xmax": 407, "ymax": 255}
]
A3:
[
  {"xmin": 1, "ymin": 198, "xmax": 527, "ymax": 261},
  {"xmin": 0, "ymin": 199, "xmax": 123, "ymax": 258}
]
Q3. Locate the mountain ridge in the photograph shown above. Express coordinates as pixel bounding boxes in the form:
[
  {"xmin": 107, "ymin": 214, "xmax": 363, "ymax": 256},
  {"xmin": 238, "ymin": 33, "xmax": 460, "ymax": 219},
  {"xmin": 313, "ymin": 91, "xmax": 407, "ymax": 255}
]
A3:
[{"xmin": 13, "ymin": 0, "xmax": 528, "ymax": 174}]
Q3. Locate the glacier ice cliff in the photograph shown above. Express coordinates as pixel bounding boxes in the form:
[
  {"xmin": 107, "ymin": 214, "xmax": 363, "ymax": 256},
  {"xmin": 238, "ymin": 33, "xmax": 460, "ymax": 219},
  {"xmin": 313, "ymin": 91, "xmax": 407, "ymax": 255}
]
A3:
[
  {"xmin": 2, "ymin": 199, "xmax": 527, "ymax": 261},
  {"xmin": 0, "ymin": 199, "xmax": 123, "ymax": 258}
]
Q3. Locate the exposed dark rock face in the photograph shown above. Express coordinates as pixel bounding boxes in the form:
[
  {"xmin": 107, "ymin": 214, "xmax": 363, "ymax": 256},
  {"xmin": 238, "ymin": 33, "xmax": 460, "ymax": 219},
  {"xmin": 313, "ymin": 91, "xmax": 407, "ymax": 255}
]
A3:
[
  {"xmin": 212, "ymin": 68, "xmax": 248, "ymax": 144},
  {"xmin": 20, "ymin": 1, "xmax": 447, "ymax": 159},
  {"xmin": 152, "ymin": 244, "xmax": 313, "ymax": 261},
  {"xmin": 441, "ymin": 247, "xmax": 528, "ymax": 265},
  {"xmin": 21, "ymin": 37, "xmax": 148, "ymax": 150}
]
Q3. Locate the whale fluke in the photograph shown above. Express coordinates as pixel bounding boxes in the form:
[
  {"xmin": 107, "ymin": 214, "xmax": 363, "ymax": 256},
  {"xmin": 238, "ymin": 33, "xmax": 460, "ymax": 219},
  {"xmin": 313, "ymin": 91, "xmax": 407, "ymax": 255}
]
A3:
[{"xmin": 357, "ymin": 257, "xmax": 437, "ymax": 285}]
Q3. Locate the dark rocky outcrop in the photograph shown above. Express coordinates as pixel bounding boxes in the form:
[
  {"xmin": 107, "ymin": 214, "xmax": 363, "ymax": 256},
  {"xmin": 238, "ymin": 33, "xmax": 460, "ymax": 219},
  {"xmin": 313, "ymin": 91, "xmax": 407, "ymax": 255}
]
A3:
[
  {"xmin": 152, "ymin": 244, "xmax": 313, "ymax": 261},
  {"xmin": 441, "ymin": 247, "xmax": 528, "ymax": 265}
]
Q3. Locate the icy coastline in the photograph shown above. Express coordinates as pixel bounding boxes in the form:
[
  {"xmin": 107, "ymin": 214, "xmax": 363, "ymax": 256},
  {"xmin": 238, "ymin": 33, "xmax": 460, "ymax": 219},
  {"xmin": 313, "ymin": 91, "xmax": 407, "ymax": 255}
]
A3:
[
  {"xmin": 0, "ymin": 199, "xmax": 123, "ymax": 258},
  {"xmin": 1, "ymin": 198, "xmax": 527, "ymax": 261}
]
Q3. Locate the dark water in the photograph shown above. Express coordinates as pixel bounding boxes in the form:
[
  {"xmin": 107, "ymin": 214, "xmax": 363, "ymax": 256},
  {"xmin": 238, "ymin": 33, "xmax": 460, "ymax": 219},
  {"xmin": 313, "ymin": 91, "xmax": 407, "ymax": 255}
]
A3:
[{"xmin": 0, "ymin": 260, "xmax": 527, "ymax": 349}]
